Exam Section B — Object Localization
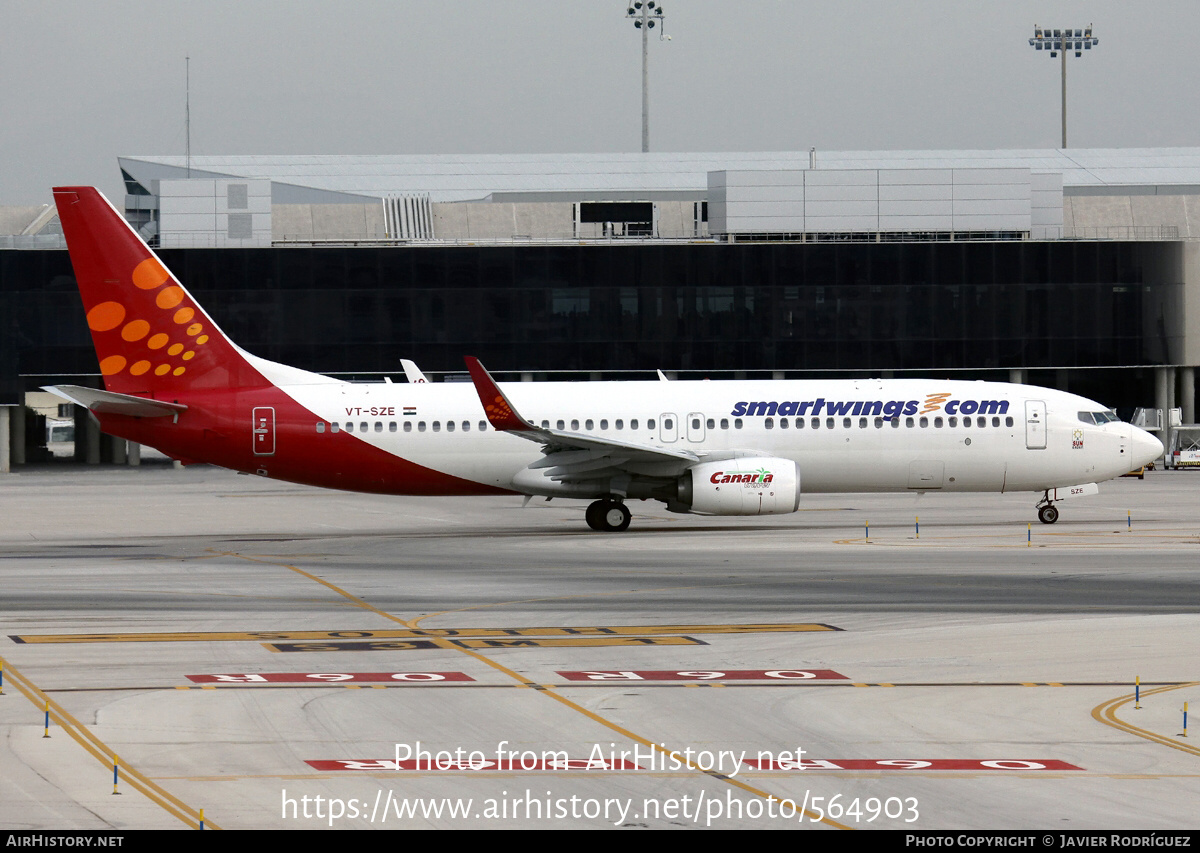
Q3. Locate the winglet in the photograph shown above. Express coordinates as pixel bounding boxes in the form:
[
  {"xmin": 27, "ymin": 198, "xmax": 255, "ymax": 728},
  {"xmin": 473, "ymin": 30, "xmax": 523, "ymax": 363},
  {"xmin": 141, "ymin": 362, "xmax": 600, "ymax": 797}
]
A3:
[
  {"xmin": 400, "ymin": 358, "xmax": 429, "ymax": 384},
  {"xmin": 464, "ymin": 357, "xmax": 534, "ymax": 432}
]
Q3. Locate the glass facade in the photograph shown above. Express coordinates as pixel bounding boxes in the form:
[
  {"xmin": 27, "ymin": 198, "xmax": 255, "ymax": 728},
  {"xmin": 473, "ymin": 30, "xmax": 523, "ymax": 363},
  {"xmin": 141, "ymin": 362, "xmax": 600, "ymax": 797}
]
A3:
[{"xmin": 0, "ymin": 241, "xmax": 1181, "ymax": 409}]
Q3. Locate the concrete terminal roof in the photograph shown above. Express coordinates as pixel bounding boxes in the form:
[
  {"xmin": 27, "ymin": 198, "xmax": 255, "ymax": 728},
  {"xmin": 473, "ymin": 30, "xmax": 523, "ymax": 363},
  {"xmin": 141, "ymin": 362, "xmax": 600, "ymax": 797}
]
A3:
[{"xmin": 120, "ymin": 148, "xmax": 1200, "ymax": 204}]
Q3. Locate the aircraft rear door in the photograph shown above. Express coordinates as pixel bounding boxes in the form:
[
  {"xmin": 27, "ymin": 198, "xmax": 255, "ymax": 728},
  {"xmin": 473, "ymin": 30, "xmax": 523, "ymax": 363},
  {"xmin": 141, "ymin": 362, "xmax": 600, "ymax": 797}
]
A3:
[
  {"xmin": 252, "ymin": 407, "xmax": 276, "ymax": 456},
  {"xmin": 1025, "ymin": 400, "xmax": 1047, "ymax": 450}
]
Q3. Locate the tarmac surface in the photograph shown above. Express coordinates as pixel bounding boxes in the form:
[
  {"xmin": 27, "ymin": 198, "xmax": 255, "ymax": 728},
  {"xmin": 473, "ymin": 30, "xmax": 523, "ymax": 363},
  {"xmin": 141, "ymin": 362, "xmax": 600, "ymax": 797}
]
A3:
[{"xmin": 1, "ymin": 462, "xmax": 1197, "ymax": 830}]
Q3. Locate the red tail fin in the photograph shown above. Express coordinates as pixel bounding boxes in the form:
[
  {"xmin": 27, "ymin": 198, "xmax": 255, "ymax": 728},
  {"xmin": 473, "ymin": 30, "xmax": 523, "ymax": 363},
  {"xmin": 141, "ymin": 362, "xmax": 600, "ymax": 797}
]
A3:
[{"xmin": 53, "ymin": 187, "xmax": 268, "ymax": 394}]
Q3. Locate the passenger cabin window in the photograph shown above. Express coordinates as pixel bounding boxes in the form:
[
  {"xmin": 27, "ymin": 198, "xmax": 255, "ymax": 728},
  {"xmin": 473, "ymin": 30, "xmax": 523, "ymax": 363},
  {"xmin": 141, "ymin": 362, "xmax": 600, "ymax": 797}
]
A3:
[
  {"xmin": 389, "ymin": 422, "xmax": 397, "ymax": 432},
  {"xmin": 616, "ymin": 419, "xmax": 624, "ymax": 430},
  {"xmin": 331, "ymin": 422, "xmax": 340, "ymax": 433},
  {"xmin": 934, "ymin": 417, "xmax": 943, "ymax": 428},
  {"xmin": 765, "ymin": 418, "xmax": 774, "ymax": 429},
  {"xmin": 557, "ymin": 420, "xmax": 565, "ymax": 430},
  {"xmin": 601, "ymin": 419, "xmax": 609, "ymax": 430},
  {"xmin": 720, "ymin": 418, "xmax": 729, "ymax": 429},
  {"xmin": 734, "ymin": 418, "xmax": 743, "ymax": 429},
  {"xmin": 478, "ymin": 421, "xmax": 487, "ymax": 431},
  {"xmin": 585, "ymin": 419, "xmax": 594, "ymax": 430},
  {"xmin": 316, "ymin": 422, "xmax": 325, "ymax": 433},
  {"xmin": 826, "ymin": 417, "xmax": 835, "ymax": 429},
  {"xmin": 571, "ymin": 419, "xmax": 579, "ymax": 430},
  {"xmin": 647, "ymin": 419, "xmax": 655, "ymax": 429},
  {"xmin": 446, "ymin": 421, "xmax": 455, "ymax": 432},
  {"xmin": 403, "ymin": 422, "xmax": 412, "ymax": 432}
]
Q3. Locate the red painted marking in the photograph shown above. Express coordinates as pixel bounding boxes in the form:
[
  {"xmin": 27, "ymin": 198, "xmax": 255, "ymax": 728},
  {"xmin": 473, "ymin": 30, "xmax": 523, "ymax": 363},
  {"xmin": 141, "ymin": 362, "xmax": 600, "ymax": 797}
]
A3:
[
  {"xmin": 556, "ymin": 669, "xmax": 848, "ymax": 681},
  {"xmin": 743, "ymin": 759, "xmax": 1083, "ymax": 771},
  {"xmin": 186, "ymin": 672, "xmax": 474, "ymax": 683},
  {"xmin": 307, "ymin": 758, "xmax": 641, "ymax": 771}
]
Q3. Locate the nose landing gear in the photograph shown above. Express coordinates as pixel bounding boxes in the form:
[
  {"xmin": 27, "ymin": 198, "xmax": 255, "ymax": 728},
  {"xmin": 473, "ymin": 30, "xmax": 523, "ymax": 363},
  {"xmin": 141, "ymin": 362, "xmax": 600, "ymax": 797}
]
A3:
[
  {"xmin": 586, "ymin": 498, "xmax": 632, "ymax": 532},
  {"xmin": 1036, "ymin": 492, "xmax": 1060, "ymax": 524}
]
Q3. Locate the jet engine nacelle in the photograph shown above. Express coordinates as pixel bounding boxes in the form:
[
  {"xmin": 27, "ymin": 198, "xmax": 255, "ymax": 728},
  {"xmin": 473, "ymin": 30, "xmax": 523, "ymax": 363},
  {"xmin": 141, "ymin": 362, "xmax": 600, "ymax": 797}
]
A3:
[{"xmin": 676, "ymin": 457, "xmax": 801, "ymax": 515}]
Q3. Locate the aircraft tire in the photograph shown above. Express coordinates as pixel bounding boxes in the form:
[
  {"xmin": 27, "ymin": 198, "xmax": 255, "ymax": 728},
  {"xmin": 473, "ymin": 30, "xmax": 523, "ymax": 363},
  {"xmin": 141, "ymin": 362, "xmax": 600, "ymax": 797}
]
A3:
[
  {"xmin": 1038, "ymin": 504, "xmax": 1060, "ymax": 525},
  {"xmin": 603, "ymin": 502, "xmax": 632, "ymax": 532},
  {"xmin": 585, "ymin": 500, "xmax": 607, "ymax": 531}
]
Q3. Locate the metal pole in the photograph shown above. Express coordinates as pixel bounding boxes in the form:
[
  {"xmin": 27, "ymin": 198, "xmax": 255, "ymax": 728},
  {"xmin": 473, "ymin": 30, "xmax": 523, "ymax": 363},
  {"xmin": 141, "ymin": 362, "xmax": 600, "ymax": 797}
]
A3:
[
  {"xmin": 1061, "ymin": 44, "xmax": 1067, "ymax": 148},
  {"xmin": 641, "ymin": 5, "xmax": 649, "ymax": 152}
]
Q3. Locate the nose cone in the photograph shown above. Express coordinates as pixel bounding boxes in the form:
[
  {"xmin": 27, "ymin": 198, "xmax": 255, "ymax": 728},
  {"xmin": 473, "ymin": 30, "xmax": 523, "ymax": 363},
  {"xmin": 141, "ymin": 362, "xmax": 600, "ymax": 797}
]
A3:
[{"xmin": 1131, "ymin": 427, "xmax": 1163, "ymax": 467}]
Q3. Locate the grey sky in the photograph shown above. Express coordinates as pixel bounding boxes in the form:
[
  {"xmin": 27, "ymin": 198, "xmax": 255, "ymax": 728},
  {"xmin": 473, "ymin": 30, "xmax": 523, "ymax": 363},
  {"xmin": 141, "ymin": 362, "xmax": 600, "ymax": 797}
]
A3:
[{"xmin": 3, "ymin": 0, "xmax": 1199, "ymax": 205}]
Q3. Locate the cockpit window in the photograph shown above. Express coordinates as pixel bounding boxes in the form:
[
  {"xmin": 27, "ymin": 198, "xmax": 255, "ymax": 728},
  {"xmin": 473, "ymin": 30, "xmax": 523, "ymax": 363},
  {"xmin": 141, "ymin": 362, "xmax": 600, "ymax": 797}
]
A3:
[{"xmin": 1080, "ymin": 410, "xmax": 1121, "ymax": 424}]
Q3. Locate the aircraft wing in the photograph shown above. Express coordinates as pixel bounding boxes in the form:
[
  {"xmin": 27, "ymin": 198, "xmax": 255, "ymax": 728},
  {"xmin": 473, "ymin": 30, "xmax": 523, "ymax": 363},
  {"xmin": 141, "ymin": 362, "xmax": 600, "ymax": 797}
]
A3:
[{"xmin": 463, "ymin": 357, "xmax": 699, "ymax": 487}]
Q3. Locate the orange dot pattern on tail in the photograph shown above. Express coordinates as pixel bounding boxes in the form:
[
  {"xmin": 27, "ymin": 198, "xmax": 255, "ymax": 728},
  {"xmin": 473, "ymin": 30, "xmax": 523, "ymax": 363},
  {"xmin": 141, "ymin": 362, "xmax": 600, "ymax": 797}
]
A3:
[
  {"xmin": 484, "ymin": 394, "xmax": 516, "ymax": 423},
  {"xmin": 87, "ymin": 301, "xmax": 125, "ymax": 332},
  {"xmin": 88, "ymin": 256, "xmax": 212, "ymax": 381}
]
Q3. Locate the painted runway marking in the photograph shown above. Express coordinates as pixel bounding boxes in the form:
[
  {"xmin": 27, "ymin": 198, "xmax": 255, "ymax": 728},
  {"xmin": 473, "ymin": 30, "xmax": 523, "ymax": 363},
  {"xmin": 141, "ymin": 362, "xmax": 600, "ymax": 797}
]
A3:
[
  {"xmin": 186, "ymin": 671, "xmax": 474, "ymax": 683},
  {"xmin": 264, "ymin": 636, "xmax": 708, "ymax": 653},
  {"xmin": 308, "ymin": 758, "xmax": 641, "ymax": 771},
  {"xmin": 305, "ymin": 757, "xmax": 1082, "ymax": 772},
  {"xmin": 557, "ymin": 669, "xmax": 848, "ymax": 681},
  {"xmin": 8, "ymin": 622, "xmax": 838, "ymax": 644}
]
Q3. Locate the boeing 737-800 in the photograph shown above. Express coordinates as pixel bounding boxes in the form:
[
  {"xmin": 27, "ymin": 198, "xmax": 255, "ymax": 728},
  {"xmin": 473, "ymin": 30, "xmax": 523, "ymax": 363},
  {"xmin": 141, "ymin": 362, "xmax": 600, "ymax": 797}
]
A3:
[{"xmin": 46, "ymin": 187, "xmax": 1162, "ymax": 531}]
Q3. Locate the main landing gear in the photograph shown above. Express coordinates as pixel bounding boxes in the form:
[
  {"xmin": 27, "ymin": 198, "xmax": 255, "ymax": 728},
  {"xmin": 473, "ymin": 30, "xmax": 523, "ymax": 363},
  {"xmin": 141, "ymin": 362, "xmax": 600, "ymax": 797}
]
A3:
[
  {"xmin": 586, "ymin": 498, "xmax": 631, "ymax": 532},
  {"xmin": 1036, "ymin": 492, "xmax": 1060, "ymax": 525}
]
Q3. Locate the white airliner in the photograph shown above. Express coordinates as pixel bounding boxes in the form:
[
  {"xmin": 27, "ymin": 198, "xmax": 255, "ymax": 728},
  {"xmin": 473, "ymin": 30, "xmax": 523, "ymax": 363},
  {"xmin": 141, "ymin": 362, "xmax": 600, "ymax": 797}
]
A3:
[{"xmin": 48, "ymin": 186, "xmax": 1163, "ymax": 531}]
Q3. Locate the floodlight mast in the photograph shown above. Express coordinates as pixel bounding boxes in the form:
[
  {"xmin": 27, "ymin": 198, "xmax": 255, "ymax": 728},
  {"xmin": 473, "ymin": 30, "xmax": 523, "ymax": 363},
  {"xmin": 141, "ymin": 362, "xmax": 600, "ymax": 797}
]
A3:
[
  {"xmin": 626, "ymin": 1, "xmax": 667, "ymax": 153},
  {"xmin": 1029, "ymin": 25, "xmax": 1098, "ymax": 149}
]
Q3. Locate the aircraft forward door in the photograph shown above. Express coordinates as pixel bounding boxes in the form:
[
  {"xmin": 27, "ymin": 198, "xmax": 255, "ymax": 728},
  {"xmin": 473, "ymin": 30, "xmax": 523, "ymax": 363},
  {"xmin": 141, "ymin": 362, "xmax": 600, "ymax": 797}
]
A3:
[
  {"xmin": 252, "ymin": 407, "xmax": 276, "ymax": 456},
  {"xmin": 1025, "ymin": 400, "xmax": 1047, "ymax": 450}
]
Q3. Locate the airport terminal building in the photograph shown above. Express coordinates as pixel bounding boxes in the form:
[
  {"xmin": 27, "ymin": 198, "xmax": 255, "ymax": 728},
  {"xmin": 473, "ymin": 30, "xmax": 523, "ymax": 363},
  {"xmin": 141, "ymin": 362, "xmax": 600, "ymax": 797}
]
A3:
[{"xmin": 2, "ymin": 148, "xmax": 1198, "ymax": 466}]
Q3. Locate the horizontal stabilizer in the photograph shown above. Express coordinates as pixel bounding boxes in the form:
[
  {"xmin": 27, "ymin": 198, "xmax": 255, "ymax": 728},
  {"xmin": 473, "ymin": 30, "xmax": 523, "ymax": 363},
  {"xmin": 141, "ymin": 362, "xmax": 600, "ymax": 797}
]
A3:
[{"xmin": 43, "ymin": 385, "xmax": 188, "ymax": 418}]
